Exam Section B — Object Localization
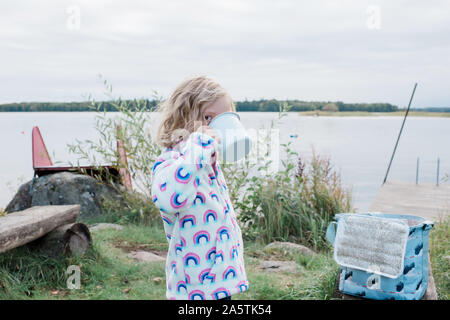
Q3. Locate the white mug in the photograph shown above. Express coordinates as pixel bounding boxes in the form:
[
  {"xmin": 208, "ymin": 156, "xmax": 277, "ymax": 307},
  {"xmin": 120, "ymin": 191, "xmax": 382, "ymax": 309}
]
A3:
[{"xmin": 209, "ymin": 112, "xmax": 252, "ymax": 163}]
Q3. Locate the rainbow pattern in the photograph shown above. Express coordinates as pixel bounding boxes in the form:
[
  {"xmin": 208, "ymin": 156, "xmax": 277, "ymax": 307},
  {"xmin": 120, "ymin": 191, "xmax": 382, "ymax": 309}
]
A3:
[
  {"xmin": 195, "ymin": 155, "xmax": 203, "ymax": 170},
  {"xmin": 176, "ymin": 280, "xmax": 187, "ymax": 293},
  {"xmin": 180, "ymin": 215, "xmax": 196, "ymax": 228},
  {"xmin": 183, "ymin": 252, "xmax": 200, "ymax": 267},
  {"xmin": 188, "ymin": 289, "xmax": 206, "ymax": 300},
  {"xmin": 237, "ymin": 281, "xmax": 248, "ymax": 293},
  {"xmin": 193, "ymin": 176, "xmax": 200, "ymax": 188},
  {"xmin": 161, "ymin": 215, "xmax": 174, "ymax": 226},
  {"xmin": 152, "ymin": 159, "xmax": 163, "ymax": 173},
  {"xmin": 225, "ymin": 201, "xmax": 230, "ymax": 215},
  {"xmin": 196, "ymin": 135, "xmax": 213, "ymax": 149},
  {"xmin": 211, "ymin": 287, "xmax": 231, "ymax": 300},
  {"xmin": 159, "ymin": 181, "xmax": 167, "ymax": 191},
  {"xmin": 203, "ymin": 209, "xmax": 217, "ymax": 224},
  {"xmin": 174, "ymin": 243, "xmax": 182, "ymax": 255},
  {"xmin": 230, "ymin": 245, "xmax": 239, "ymax": 260},
  {"xmin": 194, "ymin": 192, "xmax": 206, "ymax": 205},
  {"xmin": 193, "ymin": 230, "xmax": 210, "ymax": 245},
  {"xmin": 217, "ymin": 226, "xmax": 231, "ymax": 241},
  {"xmin": 206, "ymin": 247, "xmax": 216, "ymax": 262},
  {"xmin": 174, "ymin": 166, "xmax": 192, "ymax": 184},
  {"xmin": 209, "ymin": 191, "xmax": 219, "ymax": 202},
  {"xmin": 214, "ymin": 250, "xmax": 225, "ymax": 263},
  {"xmin": 223, "ymin": 266, "xmax": 237, "ymax": 280},
  {"xmin": 199, "ymin": 268, "xmax": 216, "ymax": 284},
  {"xmin": 170, "ymin": 261, "xmax": 177, "ymax": 274},
  {"xmin": 170, "ymin": 192, "xmax": 187, "ymax": 209},
  {"xmin": 150, "ymin": 132, "xmax": 249, "ymax": 300}
]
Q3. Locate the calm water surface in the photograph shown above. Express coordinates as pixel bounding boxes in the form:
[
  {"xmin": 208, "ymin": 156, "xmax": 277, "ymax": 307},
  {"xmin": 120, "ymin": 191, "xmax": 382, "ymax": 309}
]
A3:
[{"xmin": 1, "ymin": 112, "xmax": 449, "ymax": 211}]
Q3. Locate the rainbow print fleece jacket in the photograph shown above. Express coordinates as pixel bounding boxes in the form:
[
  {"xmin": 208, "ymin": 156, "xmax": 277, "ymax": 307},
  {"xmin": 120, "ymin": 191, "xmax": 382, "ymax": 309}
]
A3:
[{"xmin": 151, "ymin": 131, "xmax": 249, "ymax": 300}]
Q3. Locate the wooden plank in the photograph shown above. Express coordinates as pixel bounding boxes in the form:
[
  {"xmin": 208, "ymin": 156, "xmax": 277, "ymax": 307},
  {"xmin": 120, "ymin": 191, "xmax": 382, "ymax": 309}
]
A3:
[
  {"xmin": 370, "ymin": 181, "xmax": 450, "ymax": 221},
  {"xmin": 0, "ymin": 205, "xmax": 80, "ymax": 253}
]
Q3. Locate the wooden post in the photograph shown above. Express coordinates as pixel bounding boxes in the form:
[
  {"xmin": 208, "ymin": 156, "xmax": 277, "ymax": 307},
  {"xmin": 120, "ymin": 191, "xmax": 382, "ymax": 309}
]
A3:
[{"xmin": 28, "ymin": 223, "xmax": 91, "ymax": 257}]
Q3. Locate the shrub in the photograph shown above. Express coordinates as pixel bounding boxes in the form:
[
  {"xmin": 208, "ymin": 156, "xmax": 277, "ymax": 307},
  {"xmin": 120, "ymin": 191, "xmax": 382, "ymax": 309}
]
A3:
[{"xmin": 222, "ymin": 106, "xmax": 353, "ymax": 251}]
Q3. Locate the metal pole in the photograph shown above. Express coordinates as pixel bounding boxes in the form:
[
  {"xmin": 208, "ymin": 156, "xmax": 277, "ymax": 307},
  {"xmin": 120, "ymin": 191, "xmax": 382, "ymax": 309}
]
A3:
[
  {"xmin": 383, "ymin": 83, "xmax": 418, "ymax": 185},
  {"xmin": 416, "ymin": 157, "xmax": 419, "ymax": 185},
  {"xmin": 437, "ymin": 157, "xmax": 440, "ymax": 186}
]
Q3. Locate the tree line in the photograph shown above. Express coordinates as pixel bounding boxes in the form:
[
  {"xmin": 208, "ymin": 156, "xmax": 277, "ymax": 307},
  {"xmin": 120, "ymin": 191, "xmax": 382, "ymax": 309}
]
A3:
[
  {"xmin": 235, "ymin": 99, "xmax": 399, "ymax": 112},
  {"xmin": 0, "ymin": 99, "xmax": 448, "ymax": 113}
]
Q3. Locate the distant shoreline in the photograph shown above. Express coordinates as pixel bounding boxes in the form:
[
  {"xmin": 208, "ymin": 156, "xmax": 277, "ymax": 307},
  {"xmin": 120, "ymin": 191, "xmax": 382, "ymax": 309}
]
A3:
[
  {"xmin": 297, "ymin": 111, "xmax": 450, "ymax": 117},
  {"xmin": 1, "ymin": 99, "xmax": 449, "ymax": 114},
  {"xmin": 1, "ymin": 110, "xmax": 449, "ymax": 118}
]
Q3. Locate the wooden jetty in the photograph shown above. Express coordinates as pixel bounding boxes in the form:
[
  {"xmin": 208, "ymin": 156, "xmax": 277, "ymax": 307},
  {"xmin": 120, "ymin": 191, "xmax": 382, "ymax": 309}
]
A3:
[{"xmin": 370, "ymin": 181, "xmax": 450, "ymax": 221}]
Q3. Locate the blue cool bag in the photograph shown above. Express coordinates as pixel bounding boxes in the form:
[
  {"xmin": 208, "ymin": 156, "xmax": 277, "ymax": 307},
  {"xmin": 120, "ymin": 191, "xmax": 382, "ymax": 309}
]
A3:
[{"xmin": 326, "ymin": 213, "xmax": 434, "ymax": 300}]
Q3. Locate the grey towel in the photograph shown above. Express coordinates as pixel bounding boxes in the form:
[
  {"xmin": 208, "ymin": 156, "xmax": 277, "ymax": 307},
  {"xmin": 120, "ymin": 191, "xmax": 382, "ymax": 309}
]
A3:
[{"xmin": 334, "ymin": 214, "xmax": 409, "ymax": 278}]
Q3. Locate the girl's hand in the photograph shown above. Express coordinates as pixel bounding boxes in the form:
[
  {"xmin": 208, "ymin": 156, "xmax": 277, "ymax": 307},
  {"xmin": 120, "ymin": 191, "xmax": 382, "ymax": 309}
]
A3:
[{"xmin": 196, "ymin": 125, "xmax": 222, "ymax": 144}]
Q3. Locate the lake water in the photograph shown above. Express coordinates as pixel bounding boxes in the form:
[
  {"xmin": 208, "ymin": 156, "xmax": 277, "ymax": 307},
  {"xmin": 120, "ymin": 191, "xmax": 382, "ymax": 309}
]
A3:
[{"xmin": 1, "ymin": 112, "xmax": 449, "ymax": 211}]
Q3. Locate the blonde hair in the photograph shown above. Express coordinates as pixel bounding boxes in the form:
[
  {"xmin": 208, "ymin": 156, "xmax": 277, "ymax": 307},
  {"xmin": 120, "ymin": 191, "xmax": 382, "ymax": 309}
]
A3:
[{"xmin": 156, "ymin": 76, "xmax": 235, "ymax": 148}]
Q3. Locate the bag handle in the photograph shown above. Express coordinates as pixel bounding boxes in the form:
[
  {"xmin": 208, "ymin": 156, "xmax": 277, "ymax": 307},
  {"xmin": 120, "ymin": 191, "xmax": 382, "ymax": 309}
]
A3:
[
  {"xmin": 326, "ymin": 221, "xmax": 337, "ymax": 246},
  {"xmin": 423, "ymin": 220, "xmax": 434, "ymax": 231}
]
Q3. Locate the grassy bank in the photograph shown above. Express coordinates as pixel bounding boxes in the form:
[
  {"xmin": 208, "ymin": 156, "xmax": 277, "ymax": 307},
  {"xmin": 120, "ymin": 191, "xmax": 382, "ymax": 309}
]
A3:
[
  {"xmin": 298, "ymin": 111, "xmax": 450, "ymax": 117},
  {"xmin": 0, "ymin": 214, "xmax": 447, "ymax": 300},
  {"xmin": 0, "ymin": 221, "xmax": 338, "ymax": 300}
]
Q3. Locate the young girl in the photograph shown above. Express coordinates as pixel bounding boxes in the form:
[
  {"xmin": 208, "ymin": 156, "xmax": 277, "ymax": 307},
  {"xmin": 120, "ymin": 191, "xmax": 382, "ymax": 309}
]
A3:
[{"xmin": 151, "ymin": 76, "xmax": 249, "ymax": 300}]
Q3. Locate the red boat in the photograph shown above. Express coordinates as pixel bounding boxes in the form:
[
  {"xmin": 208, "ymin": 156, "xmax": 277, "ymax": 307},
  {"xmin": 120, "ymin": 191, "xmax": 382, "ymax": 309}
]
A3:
[{"xmin": 31, "ymin": 125, "xmax": 132, "ymax": 191}]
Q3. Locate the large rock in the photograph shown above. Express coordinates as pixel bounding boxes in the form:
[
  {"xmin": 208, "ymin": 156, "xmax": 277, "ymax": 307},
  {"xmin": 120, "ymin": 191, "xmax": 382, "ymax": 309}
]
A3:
[{"xmin": 5, "ymin": 172, "xmax": 127, "ymax": 220}]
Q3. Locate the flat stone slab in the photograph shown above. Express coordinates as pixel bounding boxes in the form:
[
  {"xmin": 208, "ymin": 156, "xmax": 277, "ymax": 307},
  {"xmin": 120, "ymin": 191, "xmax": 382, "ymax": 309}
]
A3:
[
  {"xmin": 127, "ymin": 250, "xmax": 165, "ymax": 263},
  {"xmin": 264, "ymin": 241, "xmax": 316, "ymax": 256},
  {"xmin": 259, "ymin": 260, "xmax": 299, "ymax": 273},
  {"xmin": 90, "ymin": 223, "xmax": 124, "ymax": 232}
]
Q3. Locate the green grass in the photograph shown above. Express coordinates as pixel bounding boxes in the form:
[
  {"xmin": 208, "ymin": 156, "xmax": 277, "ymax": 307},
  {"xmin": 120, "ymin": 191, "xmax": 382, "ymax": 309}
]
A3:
[
  {"xmin": 239, "ymin": 241, "xmax": 339, "ymax": 300},
  {"xmin": 429, "ymin": 216, "xmax": 450, "ymax": 300},
  {"xmin": 298, "ymin": 111, "xmax": 450, "ymax": 117},
  {"xmin": 0, "ymin": 221, "xmax": 340, "ymax": 300},
  {"xmin": 0, "ymin": 224, "xmax": 168, "ymax": 300},
  {"xmin": 0, "ymin": 216, "xmax": 447, "ymax": 300}
]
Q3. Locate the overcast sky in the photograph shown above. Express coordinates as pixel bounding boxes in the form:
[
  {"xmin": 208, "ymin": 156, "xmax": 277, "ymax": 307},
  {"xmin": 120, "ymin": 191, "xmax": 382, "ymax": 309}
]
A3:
[{"xmin": 0, "ymin": 0, "xmax": 449, "ymax": 107}]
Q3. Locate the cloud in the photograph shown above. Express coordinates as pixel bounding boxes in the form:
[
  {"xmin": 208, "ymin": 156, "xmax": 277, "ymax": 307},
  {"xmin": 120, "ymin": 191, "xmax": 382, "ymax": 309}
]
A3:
[{"xmin": 0, "ymin": 0, "xmax": 449, "ymax": 107}]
